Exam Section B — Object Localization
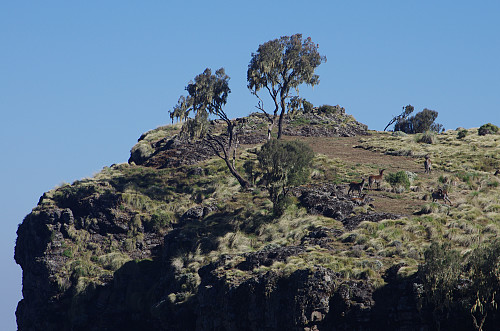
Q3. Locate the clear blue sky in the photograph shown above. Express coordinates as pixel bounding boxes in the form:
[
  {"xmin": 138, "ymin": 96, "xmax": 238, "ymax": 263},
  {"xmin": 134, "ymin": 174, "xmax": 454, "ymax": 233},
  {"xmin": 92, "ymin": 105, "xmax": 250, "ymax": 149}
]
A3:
[{"xmin": 1, "ymin": 1, "xmax": 499, "ymax": 329}]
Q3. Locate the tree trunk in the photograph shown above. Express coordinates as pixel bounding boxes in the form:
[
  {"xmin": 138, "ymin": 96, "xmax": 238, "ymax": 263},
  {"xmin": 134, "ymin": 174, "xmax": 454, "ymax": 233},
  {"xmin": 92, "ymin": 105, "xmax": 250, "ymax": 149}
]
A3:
[
  {"xmin": 267, "ymin": 120, "xmax": 274, "ymax": 140},
  {"xmin": 225, "ymin": 158, "xmax": 251, "ymax": 189},
  {"xmin": 277, "ymin": 100, "xmax": 286, "ymax": 139}
]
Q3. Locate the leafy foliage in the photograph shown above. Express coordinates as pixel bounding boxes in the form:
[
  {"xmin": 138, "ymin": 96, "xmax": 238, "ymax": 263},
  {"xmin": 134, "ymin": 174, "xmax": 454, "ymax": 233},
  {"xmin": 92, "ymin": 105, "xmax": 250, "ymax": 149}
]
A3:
[
  {"xmin": 172, "ymin": 68, "xmax": 250, "ymax": 188},
  {"xmin": 394, "ymin": 108, "xmax": 444, "ymax": 134},
  {"xmin": 419, "ymin": 242, "xmax": 462, "ymax": 313},
  {"xmin": 465, "ymin": 243, "xmax": 500, "ymax": 330},
  {"xmin": 478, "ymin": 123, "xmax": 499, "ymax": 136},
  {"xmin": 419, "ymin": 241, "xmax": 500, "ymax": 330},
  {"xmin": 302, "ymin": 99, "xmax": 314, "ymax": 113},
  {"xmin": 385, "ymin": 171, "xmax": 411, "ymax": 191},
  {"xmin": 384, "ymin": 104, "xmax": 414, "ymax": 131},
  {"xmin": 257, "ymin": 139, "xmax": 314, "ymax": 216},
  {"xmin": 247, "ymin": 34, "xmax": 326, "ymax": 139},
  {"xmin": 317, "ymin": 104, "xmax": 345, "ymax": 115},
  {"xmin": 458, "ymin": 129, "xmax": 468, "ymax": 139}
]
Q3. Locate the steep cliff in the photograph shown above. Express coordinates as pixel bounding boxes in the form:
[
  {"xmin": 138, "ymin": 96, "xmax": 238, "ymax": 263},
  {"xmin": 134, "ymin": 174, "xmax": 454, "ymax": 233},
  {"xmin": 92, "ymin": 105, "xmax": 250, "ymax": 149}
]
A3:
[{"xmin": 15, "ymin": 111, "xmax": 500, "ymax": 330}]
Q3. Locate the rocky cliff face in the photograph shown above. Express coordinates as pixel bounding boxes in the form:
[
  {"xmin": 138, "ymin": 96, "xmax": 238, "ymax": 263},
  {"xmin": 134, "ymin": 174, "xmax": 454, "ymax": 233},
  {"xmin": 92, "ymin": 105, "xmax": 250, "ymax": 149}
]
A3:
[
  {"xmin": 16, "ymin": 111, "xmax": 480, "ymax": 330},
  {"xmin": 15, "ymin": 201, "xmax": 425, "ymax": 331}
]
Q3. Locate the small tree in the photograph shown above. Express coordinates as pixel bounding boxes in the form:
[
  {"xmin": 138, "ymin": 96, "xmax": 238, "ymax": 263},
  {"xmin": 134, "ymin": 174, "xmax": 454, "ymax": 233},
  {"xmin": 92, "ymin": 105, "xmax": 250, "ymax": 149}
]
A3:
[
  {"xmin": 478, "ymin": 123, "xmax": 499, "ymax": 136},
  {"xmin": 413, "ymin": 108, "xmax": 440, "ymax": 133},
  {"xmin": 419, "ymin": 242, "xmax": 462, "ymax": 325},
  {"xmin": 419, "ymin": 241, "xmax": 500, "ymax": 330},
  {"xmin": 169, "ymin": 95, "xmax": 189, "ymax": 124},
  {"xmin": 257, "ymin": 139, "xmax": 314, "ymax": 216},
  {"xmin": 247, "ymin": 34, "xmax": 326, "ymax": 139},
  {"xmin": 394, "ymin": 108, "xmax": 444, "ymax": 134},
  {"xmin": 384, "ymin": 104, "xmax": 414, "ymax": 131},
  {"xmin": 385, "ymin": 171, "xmax": 411, "ymax": 192},
  {"xmin": 170, "ymin": 68, "xmax": 250, "ymax": 189},
  {"xmin": 463, "ymin": 242, "xmax": 500, "ymax": 331}
]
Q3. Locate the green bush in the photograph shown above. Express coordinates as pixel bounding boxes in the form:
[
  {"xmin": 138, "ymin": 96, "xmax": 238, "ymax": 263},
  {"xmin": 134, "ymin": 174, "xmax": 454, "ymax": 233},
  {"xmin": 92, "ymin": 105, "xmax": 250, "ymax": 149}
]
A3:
[
  {"xmin": 419, "ymin": 241, "xmax": 500, "ymax": 329},
  {"xmin": 416, "ymin": 131, "xmax": 437, "ymax": 144},
  {"xmin": 243, "ymin": 160, "xmax": 258, "ymax": 184},
  {"xmin": 394, "ymin": 108, "xmax": 443, "ymax": 134},
  {"xmin": 457, "ymin": 129, "xmax": 467, "ymax": 139},
  {"xmin": 317, "ymin": 104, "xmax": 345, "ymax": 115},
  {"xmin": 145, "ymin": 210, "xmax": 173, "ymax": 232},
  {"xmin": 257, "ymin": 139, "xmax": 314, "ymax": 216},
  {"xmin": 478, "ymin": 123, "xmax": 499, "ymax": 136},
  {"xmin": 419, "ymin": 242, "xmax": 462, "ymax": 314},
  {"xmin": 385, "ymin": 171, "xmax": 411, "ymax": 191}
]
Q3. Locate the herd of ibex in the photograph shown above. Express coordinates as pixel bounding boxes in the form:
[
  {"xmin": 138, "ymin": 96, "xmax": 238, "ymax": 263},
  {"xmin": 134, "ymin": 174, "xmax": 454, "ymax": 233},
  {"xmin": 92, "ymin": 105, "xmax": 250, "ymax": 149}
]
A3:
[{"xmin": 346, "ymin": 155, "xmax": 460, "ymax": 206}]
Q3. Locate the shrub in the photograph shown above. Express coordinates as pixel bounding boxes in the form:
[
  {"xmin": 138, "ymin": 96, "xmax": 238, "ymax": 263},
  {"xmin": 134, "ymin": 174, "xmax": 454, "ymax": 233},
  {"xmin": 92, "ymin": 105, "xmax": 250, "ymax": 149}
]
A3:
[
  {"xmin": 478, "ymin": 123, "xmax": 499, "ymax": 136},
  {"xmin": 243, "ymin": 160, "xmax": 258, "ymax": 184},
  {"xmin": 317, "ymin": 104, "xmax": 345, "ymax": 115},
  {"xmin": 457, "ymin": 129, "xmax": 467, "ymax": 139},
  {"xmin": 416, "ymin": 131, "xmax": 437, "ymax": 144},
  {"xmin": 303, "ymin": 100, "xmax": 314, "ymax": 113},
  {"xmin": 257, "ymin": 139, "xmax": 314, "ymax": 216},
  {"xmin": 386, "ymin": 171, "xmax": 411, "ymax": 191},
  {"xmin": 145, "ymin": 210, "xmax": 173, "ymax": 232},
  {"xmin": 418, "ymin": 242, "xmax": 462, "ymax": 314},
  {"xmin": 394, "ymin": 108, "xmax": 444, "ymax": 134},
  {"xmin": 418, "ymin": 241, "xmax": 500, "ymax": 329}
]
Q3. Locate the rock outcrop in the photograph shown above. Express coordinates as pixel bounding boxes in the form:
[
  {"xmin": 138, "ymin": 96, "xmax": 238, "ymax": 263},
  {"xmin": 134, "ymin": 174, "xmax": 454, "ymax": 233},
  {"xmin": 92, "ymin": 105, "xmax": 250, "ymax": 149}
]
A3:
[{"xmin": 128, "ymin": 110, "xmax": 368, "ymax": 169}]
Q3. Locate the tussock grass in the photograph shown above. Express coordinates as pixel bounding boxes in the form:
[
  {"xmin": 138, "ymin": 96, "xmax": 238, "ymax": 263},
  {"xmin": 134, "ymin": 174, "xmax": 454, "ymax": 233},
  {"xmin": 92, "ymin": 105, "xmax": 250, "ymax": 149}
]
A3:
[{"xmin": 97, "ymin": 252, "xmax": 131, "ymax": 271}]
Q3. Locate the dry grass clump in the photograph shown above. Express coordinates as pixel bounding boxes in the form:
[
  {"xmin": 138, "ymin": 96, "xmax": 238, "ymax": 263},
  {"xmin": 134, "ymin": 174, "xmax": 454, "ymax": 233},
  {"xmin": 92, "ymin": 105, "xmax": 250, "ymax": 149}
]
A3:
[
  {"xmin": 97, "ymin": 252, "xmax": 131, "ymax": 271},
  {"xmin": 416, "ymin": 131, "xmax": 437, "ymax": 144}
]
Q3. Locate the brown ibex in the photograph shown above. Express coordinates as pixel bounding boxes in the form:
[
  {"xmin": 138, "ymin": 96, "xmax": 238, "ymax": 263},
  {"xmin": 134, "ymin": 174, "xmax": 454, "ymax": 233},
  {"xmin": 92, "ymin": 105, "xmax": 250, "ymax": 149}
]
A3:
[
  {"xmin": 348, "ymin": 178, "xmax": 365, "ymax": 196},
  {"xmin": 432, "ymin": 188, "xmax": 451, "ymax": 205},
  {"xmin": 350, "ymin": 193, "xmax": 368, "ymax": 205},
  {"xmin": 368, "ymin": 169, "xmax": 385, "ymax": 190},
  {"xmin": 424, "ymin": 156, "xmax": 432, "ymax": 174}
]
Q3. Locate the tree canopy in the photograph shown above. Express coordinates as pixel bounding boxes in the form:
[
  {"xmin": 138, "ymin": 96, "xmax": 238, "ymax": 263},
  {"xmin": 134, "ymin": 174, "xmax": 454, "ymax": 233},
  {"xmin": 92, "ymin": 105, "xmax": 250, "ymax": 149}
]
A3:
[
  {"xmin": 257, "ymin": 139, "xmax": 314, "ymax": 216},
  {"xmin": 384, "ymin": 104, "xmax": 414, "ymax": 131},
  {"xmin": 170, "ymin": 68, "xmax": 250, "ymax": 188},
  {"xmin": 393, "ymin": 108, "xmax": 444, "ymax": 134},
  {"xmin": 247, "ymin": 34, "xmax": 326, "ymax": 139}
]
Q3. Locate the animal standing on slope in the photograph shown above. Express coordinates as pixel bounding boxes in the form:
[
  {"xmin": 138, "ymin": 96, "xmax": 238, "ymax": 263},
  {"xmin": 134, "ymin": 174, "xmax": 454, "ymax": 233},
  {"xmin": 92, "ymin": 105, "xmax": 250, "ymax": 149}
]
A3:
[
  {"xmin": 424, "ymin": 156, "xmax": 432, "ymax": 174},
  {"xmin": 368, "ymin": 169, "xmax": 385, "ymax": 190},
  {"xmin": 350, "ymin": 193, "xmax": 369, "ymax": 205},
  {"xmin": 432, "ymin": 188, "xmax": 452, "ymax": 205},
  {"xmin": 348, "ymin": 178, "xmax": 365, "ymax": 197}
]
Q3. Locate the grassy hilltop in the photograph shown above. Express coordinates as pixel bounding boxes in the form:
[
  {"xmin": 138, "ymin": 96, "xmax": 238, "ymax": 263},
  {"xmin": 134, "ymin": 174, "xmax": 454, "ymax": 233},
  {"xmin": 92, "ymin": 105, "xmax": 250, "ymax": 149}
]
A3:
[{"xmin": 15, "ymin": 110, "xmax": 500, "ymax": 330}]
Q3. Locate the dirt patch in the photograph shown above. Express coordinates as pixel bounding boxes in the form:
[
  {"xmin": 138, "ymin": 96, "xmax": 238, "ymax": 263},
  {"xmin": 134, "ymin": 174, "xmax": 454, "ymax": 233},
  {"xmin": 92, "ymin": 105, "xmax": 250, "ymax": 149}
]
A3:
[
  {"xmin": 283, "ymin": 135, "xmax": 431, "ymax": 216},
  {"xmin": 284, "ymin": 136, "xmax": 421, "ymax": 173}
]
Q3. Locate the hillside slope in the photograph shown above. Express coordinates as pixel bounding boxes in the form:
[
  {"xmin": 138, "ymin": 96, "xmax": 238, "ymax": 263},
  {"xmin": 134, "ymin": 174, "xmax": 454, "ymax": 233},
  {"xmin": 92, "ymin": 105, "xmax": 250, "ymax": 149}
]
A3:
[{"xmin": 15, "ymin": 111, "xmax": 500, "ymax": 330}]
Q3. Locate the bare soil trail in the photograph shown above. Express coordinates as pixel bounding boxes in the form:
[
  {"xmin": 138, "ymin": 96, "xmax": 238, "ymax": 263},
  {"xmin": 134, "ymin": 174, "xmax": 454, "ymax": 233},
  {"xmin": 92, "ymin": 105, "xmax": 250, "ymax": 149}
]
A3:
[{"xmin": 289, "ymin": 136, "xmax": 431, "ymax": 216}]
